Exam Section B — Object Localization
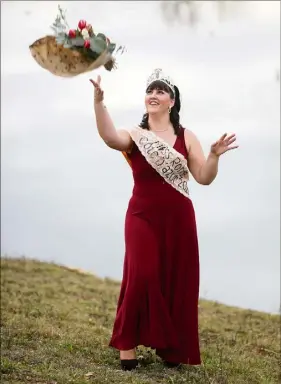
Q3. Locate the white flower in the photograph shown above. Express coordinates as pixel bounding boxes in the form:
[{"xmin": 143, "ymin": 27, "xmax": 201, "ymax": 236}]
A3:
[{"xmin": 81, "ymin": 29, "xmax": 89, "ymax": 40}]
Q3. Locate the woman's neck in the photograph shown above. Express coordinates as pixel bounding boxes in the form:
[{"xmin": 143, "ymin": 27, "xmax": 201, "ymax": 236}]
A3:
[{"xmin": 148, "ymin": 114, "xmax": 173, "ymax": 133}]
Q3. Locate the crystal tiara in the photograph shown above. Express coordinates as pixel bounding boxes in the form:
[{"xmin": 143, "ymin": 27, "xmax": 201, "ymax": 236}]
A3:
[{"xmin": 146, "ymin": 68, "xmax": 175, "ymax": 95}]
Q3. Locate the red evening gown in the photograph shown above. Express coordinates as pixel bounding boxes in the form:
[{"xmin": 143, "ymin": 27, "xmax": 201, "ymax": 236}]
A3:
[{"xmin": 109, "ymin": 127, "xmax": 201, "ymax": 365}]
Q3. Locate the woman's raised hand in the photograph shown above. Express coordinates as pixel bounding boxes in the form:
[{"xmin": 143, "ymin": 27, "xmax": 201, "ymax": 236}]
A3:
[
  {"xmin": 89, "ymin": 75, "xmax": 104, "ymax": 104},
  {"xmin": 210, "ymin": 133, "xmax": 238, "ymax": 157}
]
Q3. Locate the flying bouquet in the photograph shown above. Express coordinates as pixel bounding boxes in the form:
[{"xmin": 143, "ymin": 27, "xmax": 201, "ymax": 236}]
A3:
[{"xmin": 29, "ymin": 5, "xmax": 125, "ymax": 77}]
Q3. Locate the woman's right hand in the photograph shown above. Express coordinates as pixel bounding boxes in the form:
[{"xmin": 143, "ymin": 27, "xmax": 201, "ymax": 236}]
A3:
[
  {"xmin": 89, "ymin": 74, "xmax": 133, "ymax": 152},
  {"xmin": 90, "ymin": 75, "xmax": 104, "ymax": 104}
]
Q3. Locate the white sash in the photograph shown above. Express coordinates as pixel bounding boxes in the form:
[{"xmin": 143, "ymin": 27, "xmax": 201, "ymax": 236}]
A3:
[{"xmin": 129, "ymin": 126, "xmax": 190, "ymax": 198}]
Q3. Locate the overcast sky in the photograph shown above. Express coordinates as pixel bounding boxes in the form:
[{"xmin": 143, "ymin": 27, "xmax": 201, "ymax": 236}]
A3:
[{"xmin": 1, "ymin": 1, "xmax": 280, "ymax": 313}]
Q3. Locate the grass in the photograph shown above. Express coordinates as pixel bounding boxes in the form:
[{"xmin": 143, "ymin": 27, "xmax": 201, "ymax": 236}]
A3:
[{"xmin": 1, "ymin": 257, "xmax": 280, "ymax": 384}]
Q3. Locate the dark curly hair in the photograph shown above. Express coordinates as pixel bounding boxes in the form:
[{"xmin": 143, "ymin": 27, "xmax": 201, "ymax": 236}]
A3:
[{"xmin": 139, "ymin": 80, "xmax": 182, "ymax": 135}]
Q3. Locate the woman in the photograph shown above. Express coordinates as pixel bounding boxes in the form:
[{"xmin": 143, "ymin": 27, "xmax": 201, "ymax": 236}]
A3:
[{"xmin": 90, "ymin": 69, "xmax": 238, "ymax": 371}]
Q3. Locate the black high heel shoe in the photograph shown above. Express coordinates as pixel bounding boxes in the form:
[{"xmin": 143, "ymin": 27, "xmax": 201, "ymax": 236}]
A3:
[
  {"xmin": 120, "ymin": 359, "xmax": 138, "ymax": 371},
  {"xmin": 163, "ymin": 360, "xmax": 181, "ymax": 369}
]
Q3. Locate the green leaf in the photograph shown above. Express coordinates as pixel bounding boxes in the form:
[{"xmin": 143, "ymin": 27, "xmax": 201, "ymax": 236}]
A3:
[
  {"xmin": 58, "ymin": 5, "xmax": 70, "ymax": 29},
  {"xmin": 63, "ymin": 42, "xmax": 72, "ymax": 49},
  {"xmin": 50, "ymin": 26, "xmax": 58, "ymax": 33},
  {"xmin": 96, "ymin": 33, "xmax": 107, "ymax": 41},
  {"xmin": 50, "ymin": 5, "xmax": 70, "ymax": 36},
  {"xmin": 54, "ymin": 15, "xmax": 61, "ymax": 25},
  {"xmin": 70, "ymin": 37, "xmax": 84, "ymax": 47},
  {"xmin": 90, "ymin": 36, "xmax": 107, "ymax": 54},
  {"xmin": 56, "ymin": 32, "xmax": 67, "ymax": 45},
  {"xmin": 107, "ymin": 42, "xmax": 116, "ymax": 54},
  {"xmin": 87, "ymin": 49, "xmax": 99, "ymax": 60},
  {"xmin": 116, "ymin": 45, "xmax": 125, "ymax": 55}
]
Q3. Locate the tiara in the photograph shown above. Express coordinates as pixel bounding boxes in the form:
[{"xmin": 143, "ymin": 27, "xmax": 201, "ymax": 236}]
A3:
[{"xmin": 146, "ymin": 68, "xmax": 175, "ymax": 95}]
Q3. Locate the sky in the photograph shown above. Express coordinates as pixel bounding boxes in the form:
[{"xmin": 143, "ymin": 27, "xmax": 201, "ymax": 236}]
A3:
[{"xmin": 1, "ymin": 1, "xmax": 280, "ymax": 314}]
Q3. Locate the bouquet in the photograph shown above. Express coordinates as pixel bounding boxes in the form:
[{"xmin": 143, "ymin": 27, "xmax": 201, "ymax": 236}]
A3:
[{"xmin": 29, "ymin": 5, "xmax": 125, "ymax": 77}]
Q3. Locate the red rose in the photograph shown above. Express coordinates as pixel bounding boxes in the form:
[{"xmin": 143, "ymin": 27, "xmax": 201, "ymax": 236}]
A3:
[
  {"xmin": 68, "ymin": 29, "xmax": 76, "ymax": 38},
  {"xmin": 84, "ymin": 40, "xmax": 90, "ymax": 49},
  {"xmin": 78, "ymin": 20, "xmax": 87, "ymax": 30}
]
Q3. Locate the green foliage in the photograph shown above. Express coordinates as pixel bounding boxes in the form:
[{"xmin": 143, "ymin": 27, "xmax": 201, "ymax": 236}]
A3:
[
  {"xmin": 107, "ymin": 43, "xmax": 117, "ymax": 55},
  {"xmin": 50, "ymin": 6, "xmax": 68, "ymax": 38},
  {"xmin": 70, "ymin": 36, "xmax": 85, "ymax": 47},
  {"xmin": 96, "ymin": 33, "xmax": 107, "ymax": 41},
  {"xmin": 161, "ymin": 0, "xmax": 230, "ymax": 26},
  {"xmin": 55, "ymin": 32, "xmax": 68, "ymax": 45},
  {"xmin": 1, "ymin": 257, "xmax": 280, "ymax": 384},
  {"xmin": 90, "ymin": 36, "xmax": 107, "ymax": 54},
  {"xmin": 48, "ymin": 4, "xmax": 124, "ymax": 65}
]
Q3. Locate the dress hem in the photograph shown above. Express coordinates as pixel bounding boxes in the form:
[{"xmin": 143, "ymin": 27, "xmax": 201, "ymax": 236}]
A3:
[{"xmin": 108, "ymin": 341, "xmax": 201, "ymax": 366}]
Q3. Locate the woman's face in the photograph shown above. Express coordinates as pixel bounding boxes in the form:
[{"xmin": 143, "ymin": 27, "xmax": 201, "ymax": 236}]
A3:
[{"xmin": 145, "ymin": 82, "xmax": 175, "ymax": 115}]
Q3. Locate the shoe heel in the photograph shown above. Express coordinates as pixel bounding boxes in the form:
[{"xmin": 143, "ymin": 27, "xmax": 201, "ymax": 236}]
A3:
[
  {"xmin": 120, "ymin": 359, "xmax": 138, "ymax": 371},
  {"xmin": 164, "ymin": 361, "xmax": 181, "ymax": 368}
]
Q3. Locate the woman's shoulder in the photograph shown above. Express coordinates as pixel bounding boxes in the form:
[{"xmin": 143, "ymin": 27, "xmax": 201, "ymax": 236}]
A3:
[
  {"xmin": 181, "ymin": 126, "xmax": 199, "ymax": 154},
  {"xmin": 182, "ymin": 127, "xmax": 198, "ymax": 141}
]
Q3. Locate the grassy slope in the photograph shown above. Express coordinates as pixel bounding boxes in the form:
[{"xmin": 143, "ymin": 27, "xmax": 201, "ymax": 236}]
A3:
[{"xmin": 1, "ymin": 257, "xmax": 280, "ymax": 384}]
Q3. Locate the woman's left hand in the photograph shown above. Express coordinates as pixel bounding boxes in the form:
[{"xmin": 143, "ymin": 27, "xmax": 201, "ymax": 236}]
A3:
[{"xmin": 210, "ymin": 133, "xmax": 238, "ymax": 157}]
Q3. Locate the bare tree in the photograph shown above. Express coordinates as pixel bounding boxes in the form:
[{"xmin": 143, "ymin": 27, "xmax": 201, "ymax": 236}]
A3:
[
  {"xmin": 160, "ymin": 0, "xmax": 240, "ymax": 27},
  {"xmin": 161, "ymin": 1, "xmax": 280, "ymax": 83}
]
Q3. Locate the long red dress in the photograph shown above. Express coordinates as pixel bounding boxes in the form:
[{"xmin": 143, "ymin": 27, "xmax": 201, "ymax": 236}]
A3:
[{"xmin": 109, "ymin": 127, "xmax": 201, "ymax": 365}]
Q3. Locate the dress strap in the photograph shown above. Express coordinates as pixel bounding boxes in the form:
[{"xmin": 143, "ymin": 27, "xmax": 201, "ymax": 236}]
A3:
[
  {"xmin": 176, "ymin": 126, "xmax": 189, "ymax": 158},
  {"xmin": 179, "ymin": 125, "xmax": 185, "ymax": 137}
]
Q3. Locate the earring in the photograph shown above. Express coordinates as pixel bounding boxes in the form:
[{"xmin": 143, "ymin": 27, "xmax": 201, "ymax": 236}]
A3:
[{"xmin": 168, "ymin": 106, "xmax": 172, "ymax": 114}]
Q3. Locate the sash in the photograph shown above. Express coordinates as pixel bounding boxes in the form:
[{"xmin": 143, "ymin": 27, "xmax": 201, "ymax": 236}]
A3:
[{"xmin": 122, "ymin": 126, "xmax": 190, "ymax": 198}]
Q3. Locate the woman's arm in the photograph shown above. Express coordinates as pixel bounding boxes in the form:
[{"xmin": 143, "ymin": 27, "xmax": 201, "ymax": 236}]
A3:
[
  {"xmin": 91, "ymin": 76, "xmax": 133, "ymax": 152},
  {"xmin": 94, "ymin": 102, "xmax": 133, "ymax": 151},
  {"xmin": 184, "ymin": 129, "xmax": 238, "ymax": 185}
]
